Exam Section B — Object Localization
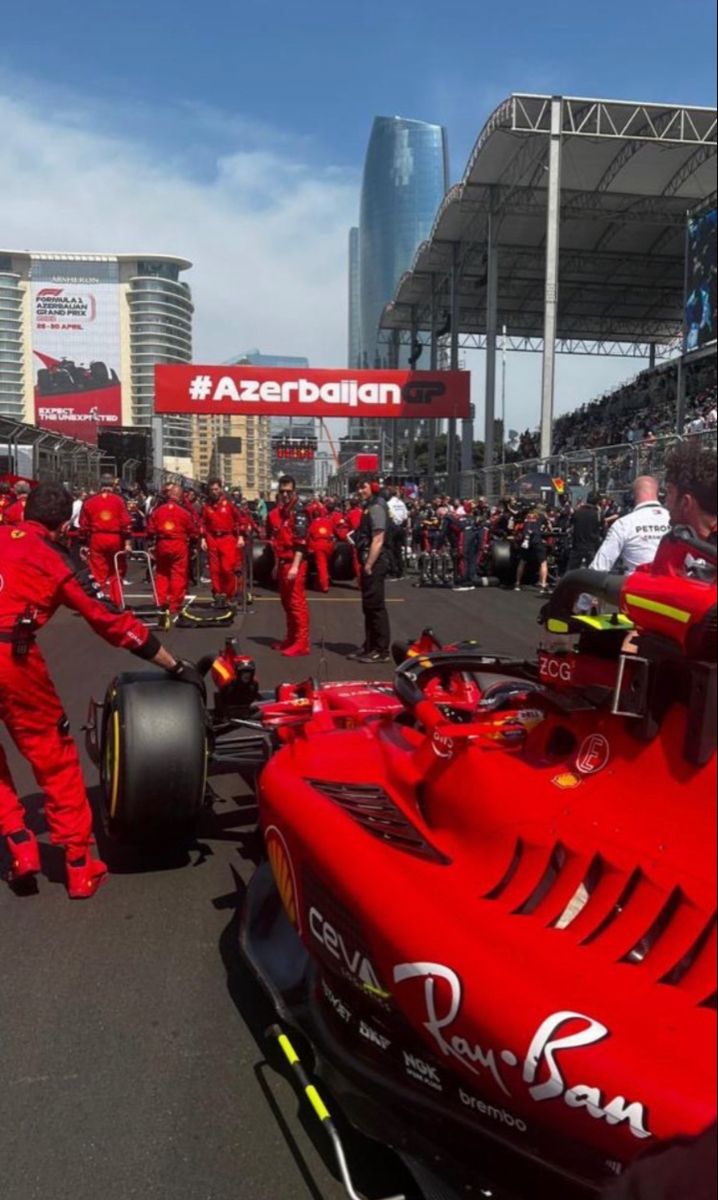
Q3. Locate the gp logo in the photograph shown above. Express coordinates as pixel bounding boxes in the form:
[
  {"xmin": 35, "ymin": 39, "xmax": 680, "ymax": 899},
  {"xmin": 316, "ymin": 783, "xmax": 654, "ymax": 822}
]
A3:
[
  {"xmin": 402, "ymin": 380, "xmax": 446, "ymax": 406},
  {"xmin": 576, "ymin": 733, "xmax": 610, "ymax": 775}
]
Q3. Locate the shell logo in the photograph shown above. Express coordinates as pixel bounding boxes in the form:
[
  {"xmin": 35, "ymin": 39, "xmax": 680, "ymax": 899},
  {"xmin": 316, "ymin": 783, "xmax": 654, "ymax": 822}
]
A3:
[
  {"xmin": 551, "ymin": 771, "xmax": 582, "ymax": 791},
  {"xmin": 10, "ymin": 530, "xmax": 26, "ymax": 540},
  {"xmin": 265, "ymin": 826, "xmax": 300, "ymax": 931},
  {"xmin": 100, "ymin": 509, "xmax": 113, "ymax": 522},
  {"xmin": 163, "ymin": 521, "xmax": 176, "ymax": 532}
]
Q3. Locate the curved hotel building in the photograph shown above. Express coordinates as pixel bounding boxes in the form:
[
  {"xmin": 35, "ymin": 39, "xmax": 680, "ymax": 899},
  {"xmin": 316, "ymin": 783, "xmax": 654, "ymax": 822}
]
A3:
[{"xmin": 0, "ymin": 250, "xmax": 194, "ymax": 470}]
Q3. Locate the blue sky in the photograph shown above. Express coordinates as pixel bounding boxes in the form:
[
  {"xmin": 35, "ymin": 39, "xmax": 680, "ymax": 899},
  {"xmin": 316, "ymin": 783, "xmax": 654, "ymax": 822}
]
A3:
[
  {"xmin": 5, "ymin": 0, "xmax": 716, "ymax": 176},
  {"xmin": 1, "ymin": 0, "xmax": 716, "ymax": 431}
]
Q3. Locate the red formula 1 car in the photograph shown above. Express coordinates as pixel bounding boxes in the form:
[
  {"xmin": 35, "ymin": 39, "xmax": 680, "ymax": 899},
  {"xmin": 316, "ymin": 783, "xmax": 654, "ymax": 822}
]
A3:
[{"xmin": 90, "ymin": 527, "xmax": 717, "ymax": 1200}]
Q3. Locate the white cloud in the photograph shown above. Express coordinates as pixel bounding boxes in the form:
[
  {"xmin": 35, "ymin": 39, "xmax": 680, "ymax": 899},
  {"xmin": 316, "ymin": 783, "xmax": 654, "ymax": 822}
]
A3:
[{"xmin": 0, "ymin": 89, "xmax": 358, "ymax": 367}]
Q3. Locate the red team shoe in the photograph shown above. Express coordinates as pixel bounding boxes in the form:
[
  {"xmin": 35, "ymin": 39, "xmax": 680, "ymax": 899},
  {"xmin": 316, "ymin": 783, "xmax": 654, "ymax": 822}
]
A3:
[
  {"xmin": 281, "ymin": 643, "xmax": 311, "ymax": 658},
  {"xmin": 66, "ymin": 856, "xmax": 109, "ymax": 900},
  {"xmin": 5, "ymin": 830, "xmax": 41, "ymax": 883}
]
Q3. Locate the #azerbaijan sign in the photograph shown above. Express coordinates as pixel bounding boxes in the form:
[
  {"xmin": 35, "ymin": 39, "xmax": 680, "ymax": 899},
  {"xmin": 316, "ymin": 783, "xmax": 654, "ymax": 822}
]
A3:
[{"xmin": 155, "ymin": 365, "xmax": 470, "ymax": 420}]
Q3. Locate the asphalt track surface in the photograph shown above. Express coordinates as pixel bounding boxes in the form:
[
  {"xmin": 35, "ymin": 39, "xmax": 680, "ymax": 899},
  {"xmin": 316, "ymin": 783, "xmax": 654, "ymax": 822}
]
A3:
[{"xmin": 0, "ymin": 573, "xmax": 542, "ymax": 1200}]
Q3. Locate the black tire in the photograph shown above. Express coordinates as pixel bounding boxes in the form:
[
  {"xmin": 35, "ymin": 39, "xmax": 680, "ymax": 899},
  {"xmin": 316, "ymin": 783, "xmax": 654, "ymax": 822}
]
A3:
[
  {"xmin": 253, "ymin": 539, "xmax": 275, "ymax": 586},
  {"xmin": 100, "ymin": 671, "xmax": 207, "ymax": 845},
  {"xmin": 330, "ymin": 541, "xmax": 355, "ymax": 582},
  {"xmin": 490, "ymin": 539, "xmax": 515, "ymax": 586}
]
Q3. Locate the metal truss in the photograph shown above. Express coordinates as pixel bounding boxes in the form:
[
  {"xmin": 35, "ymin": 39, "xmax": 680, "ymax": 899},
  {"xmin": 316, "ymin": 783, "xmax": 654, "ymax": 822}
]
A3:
[
  {"xmin": 377, "ymin": 329, "xmax": 681, "ymax": 359},
  {"xmin": 511, "ymin": 95, "xmax": 717, "ymax": 145}
]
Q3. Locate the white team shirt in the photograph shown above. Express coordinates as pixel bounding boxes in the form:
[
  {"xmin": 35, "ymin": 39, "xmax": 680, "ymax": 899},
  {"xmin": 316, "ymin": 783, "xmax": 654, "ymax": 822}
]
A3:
[{"xmin": 590, "ymin": 501, "xmax": 670, "ymax": 573}]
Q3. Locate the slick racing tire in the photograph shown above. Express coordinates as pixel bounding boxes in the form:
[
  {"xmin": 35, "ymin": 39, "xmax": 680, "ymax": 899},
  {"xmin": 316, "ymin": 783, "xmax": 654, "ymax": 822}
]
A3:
[
  {"xmin": 330, "ymin": 542, "xmax": 356, "ymax": 582},
  {"xmin": 100, "ymin": 672, "xmax": 207, "ymax": 846},
  {"xmin": 253, "ymin": 539, "xmax": 275, "ymax": 586},
  {"xmin": 490, "ymin": 539, "xmax": 515, "ymax": 586}
]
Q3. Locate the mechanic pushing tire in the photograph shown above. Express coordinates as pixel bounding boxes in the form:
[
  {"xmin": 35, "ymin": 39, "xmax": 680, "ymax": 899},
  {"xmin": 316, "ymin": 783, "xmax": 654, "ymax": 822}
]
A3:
[{"xmin": 101, "ymin": 672, "xmax": 207, "ymax": 845}]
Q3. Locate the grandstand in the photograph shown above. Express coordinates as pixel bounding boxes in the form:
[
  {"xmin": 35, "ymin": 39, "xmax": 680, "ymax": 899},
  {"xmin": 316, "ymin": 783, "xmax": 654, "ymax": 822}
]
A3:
[
  {"xmin": 487, "ymin": 354, "xmax": 717, "ymax": 501},
  {"xmin": 532, "ymin": 356, "xmax": 717, "ymax": 457},
  {"xmin": 379, "ymin": 93, "xmax": 717, "ymax": 495}
]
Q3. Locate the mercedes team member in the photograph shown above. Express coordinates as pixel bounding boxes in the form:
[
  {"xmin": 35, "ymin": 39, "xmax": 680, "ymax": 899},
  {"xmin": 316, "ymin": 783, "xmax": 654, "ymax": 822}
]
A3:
[
  {"xmin": 200, "ymin": 478, "xmax": 242, "ymax": 605},
  {"xmin": 349, "ymin": 477, "xmax": 391, "ymax": 664},
  {"xmin": 590, "ymin": 476, "xmax": 669, "ymax": 574},
  {"xmin": 147, "ymin": 482, "xmax": 199, "ymax": 616},
  {"xmin": 79, "ymin": 475, "xmax": 132, "ymax": 606},
  {"xmin": 0, "ymin": 483, "xmax": 199, "ymax": 898},
  {"xmin": 267, "ymin": 476, "xmax": 310, "ymax": 657}
]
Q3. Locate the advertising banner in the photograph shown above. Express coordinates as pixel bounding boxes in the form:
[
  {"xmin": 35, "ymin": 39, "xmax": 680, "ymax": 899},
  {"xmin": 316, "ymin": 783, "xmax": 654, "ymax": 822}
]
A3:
[
  {"xmin": 155, "ymin": 365, "xmax": 471, "ymax": 420},
  {"xmin": 32, "ymin": 281, "xmax": 123, "ymax": 443}
]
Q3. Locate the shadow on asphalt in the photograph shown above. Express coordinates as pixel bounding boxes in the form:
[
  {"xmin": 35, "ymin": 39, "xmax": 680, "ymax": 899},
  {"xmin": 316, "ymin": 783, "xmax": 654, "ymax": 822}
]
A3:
[{"xmin": 215, "ymin": 865, "xmax": 420, "ymax": 1200}]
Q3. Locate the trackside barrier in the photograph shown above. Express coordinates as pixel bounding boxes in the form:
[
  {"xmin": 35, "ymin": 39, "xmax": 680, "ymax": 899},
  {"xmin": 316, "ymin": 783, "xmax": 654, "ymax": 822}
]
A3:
[{"xmin": 478, "ymin": 430, "xmax": 717, "ymax": 502}]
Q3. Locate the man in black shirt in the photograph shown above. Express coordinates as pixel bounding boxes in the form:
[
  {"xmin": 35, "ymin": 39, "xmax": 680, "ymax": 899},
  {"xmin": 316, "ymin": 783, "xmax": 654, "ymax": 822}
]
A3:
[
  {"xmin": 567, "ymin": 492, "xmax": 603, "ymax": 571},
  {"xmin": 514, "ymin": 506, "xmax": 550, "ymax": 593},
  {"xmin": 348, "ymin": 478, "xmax": 391, "ymax": 664}
]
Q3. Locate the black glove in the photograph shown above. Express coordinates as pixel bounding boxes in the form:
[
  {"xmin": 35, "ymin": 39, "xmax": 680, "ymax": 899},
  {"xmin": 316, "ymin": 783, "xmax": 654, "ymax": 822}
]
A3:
[{"xmin": 169, "ymin": 659, "xmax": 207, "ymax": 703}]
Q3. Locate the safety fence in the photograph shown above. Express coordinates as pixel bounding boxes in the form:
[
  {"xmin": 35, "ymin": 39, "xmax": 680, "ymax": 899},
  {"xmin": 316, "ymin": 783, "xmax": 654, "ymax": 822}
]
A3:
[
  {"xmin": 476, "ymin": 429, "xmax": 717, "ymax": 501},
  {"xmin": 0, "ymin": 414, "xmax": 198, "ymax": 493}
]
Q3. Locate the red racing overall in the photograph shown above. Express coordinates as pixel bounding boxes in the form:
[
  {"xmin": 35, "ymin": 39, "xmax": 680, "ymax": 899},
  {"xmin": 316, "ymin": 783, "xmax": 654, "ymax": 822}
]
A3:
[
  {"xmin": 268, "ymin": 499, "xmax": 310, "ymax": 655},
  {"xmin": 308, "ymin": 515, "xmax": 335, "ymax": 593},
  {"xmin": 79, "ymin": 489, "xmax": 132, "ymax": 607},
  {"xmin": 0, "ymin": 521, "xmax": 160, "ymax": 867},
  {"xmin": 148, "ymin": 500, "xmax": 198, "ymax": 613},
  {"xmin": 4, "ymin": 495, "xmax": 28, "ymax": 526},
  {"xmin": 201, "ymin": 497, "xmax": 241, "ymax": 600}
]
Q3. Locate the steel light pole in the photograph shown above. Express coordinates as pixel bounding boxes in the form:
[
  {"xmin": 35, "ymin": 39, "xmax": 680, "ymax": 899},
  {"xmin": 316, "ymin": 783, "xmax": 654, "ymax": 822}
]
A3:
[{"xmin": 501, "ymin": 324, "xmax": 508, "ymax": 469}]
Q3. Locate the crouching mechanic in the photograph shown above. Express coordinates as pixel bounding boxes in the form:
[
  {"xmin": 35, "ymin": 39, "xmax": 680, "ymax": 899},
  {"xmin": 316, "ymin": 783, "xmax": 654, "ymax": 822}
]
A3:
[{"xmin": 0, "ymin": 483, "xmax": 201, "ymax": 899}]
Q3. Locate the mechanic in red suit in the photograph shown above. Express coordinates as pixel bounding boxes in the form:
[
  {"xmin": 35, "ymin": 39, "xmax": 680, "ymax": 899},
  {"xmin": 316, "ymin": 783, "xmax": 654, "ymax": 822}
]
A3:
[
  {"xmin": 3, "ymin": 480, "xmax": 30, "ymax": 525},
  {"xmin": 79, "ymin": 476, "xmax": 132, "ymax": 607},
  {"xmin": 200, "ymin": 478, "xmax": 242, "ymax": 604},
  {"xmin": 236, "ymin": 500, "xmax": 260, "ymax": 542},
  {"xmin": 0, "ymin": 481, "xmax": 16, "ymax": 523},
  {"xmin": 306, "ymin": 496, "xmax": 327, "ymax": 523},
  {"xmin": 308, "ymin": 511, "xmax": 335, "ymax": 593},
  {"xmin": 267, "ymin": 475, "xmax": 310, "ymax": 656},
  {"xmin": 147, "ymin": 482, "xmax": 198, "ymax": 615},
  {"xmin": 0, "ymin": 482, "xmax": 199, "ymax": 898}
]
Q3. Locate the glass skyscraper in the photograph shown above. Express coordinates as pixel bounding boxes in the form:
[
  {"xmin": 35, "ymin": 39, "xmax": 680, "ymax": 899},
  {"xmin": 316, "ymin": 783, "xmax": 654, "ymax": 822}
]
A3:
[
  {"xmin": 348, "ymin": 116, "xmax": 449, "ymax": 442},
  {"xmin": 348, "ymin": 227, "xmax": 361, "ymax": 369}
]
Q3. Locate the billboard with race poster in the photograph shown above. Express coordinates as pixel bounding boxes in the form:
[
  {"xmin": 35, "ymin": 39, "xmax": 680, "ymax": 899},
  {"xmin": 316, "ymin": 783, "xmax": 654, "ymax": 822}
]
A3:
[{"xmin": 32, "ymin": 265, "xmax": 123, "ymax": 443}]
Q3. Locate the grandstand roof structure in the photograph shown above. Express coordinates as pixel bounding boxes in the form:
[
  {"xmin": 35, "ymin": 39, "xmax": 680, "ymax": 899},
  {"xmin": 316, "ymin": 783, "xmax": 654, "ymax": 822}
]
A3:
[
  {"xmin": 381, "ymin": 94, "xmax": 716, "ymax": 350},
  {"xmin": 378, "ymin": 93, "xmax": 717, "ymax": 470}
]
